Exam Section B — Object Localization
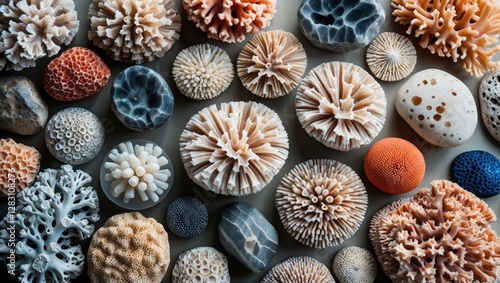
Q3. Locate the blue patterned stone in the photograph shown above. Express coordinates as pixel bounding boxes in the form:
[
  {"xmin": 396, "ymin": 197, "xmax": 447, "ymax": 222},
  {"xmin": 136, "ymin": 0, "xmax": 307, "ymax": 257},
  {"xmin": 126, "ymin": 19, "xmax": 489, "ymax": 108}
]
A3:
[
  {"xmin": 451, "ymin": 150, "xmax": 500, "ymax": 198},
  {"xmin": 166, "ymin": 197, "xmax": 208, "ymax": 238},
  {"xmin": 218, "ymin": 201, "xmax": 278, "ymax": 272},
  {"xmin": 111, "ymin": 65, "xmax": 174, "ymax": 131},
  {"xmin": 297, "ymin": 0, "xmax": 385, "ymax": 52}
]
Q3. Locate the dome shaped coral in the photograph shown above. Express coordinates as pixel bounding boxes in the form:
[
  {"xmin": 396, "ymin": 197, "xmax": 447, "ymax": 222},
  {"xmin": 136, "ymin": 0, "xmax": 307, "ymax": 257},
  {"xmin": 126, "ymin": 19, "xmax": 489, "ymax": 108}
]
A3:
[
  {"xmin": 261, "ymin": 256, "xmax": 335, "ymax": 283},
  {"xmin": 392, "ymin": 0, "xmax": 500, "ymax": 77},
  {"xmin": 333, "ymin": 246, "xmax": 377, "ymax": 283},
  {"xmin": 172, "ymin": 247, "xmax": 229, "ymax": 283}
]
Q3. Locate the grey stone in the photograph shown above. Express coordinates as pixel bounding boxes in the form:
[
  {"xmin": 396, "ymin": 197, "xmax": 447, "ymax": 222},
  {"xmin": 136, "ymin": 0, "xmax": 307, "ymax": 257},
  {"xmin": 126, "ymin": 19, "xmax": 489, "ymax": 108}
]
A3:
[
  {"xmin": 0, "ymin": 76, "xmax": 48, "ymax": 135},
  {"xmin": 479, "ymin": 70, "xmax": 500, "ymax": 142},
  {"xmin": 218, "ymin": 201, "xmax": 278, "ymax": 272}
]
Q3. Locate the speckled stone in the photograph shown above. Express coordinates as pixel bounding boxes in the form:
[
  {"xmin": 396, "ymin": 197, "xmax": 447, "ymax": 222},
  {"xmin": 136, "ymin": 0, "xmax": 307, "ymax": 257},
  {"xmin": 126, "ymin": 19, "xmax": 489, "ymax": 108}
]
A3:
[
  {"xmin": 218, "ymin": 201, "xmax": 278, "ymax": 272},
  {"xmin": 167, "ymin": 197, "xmax": 208, "ymax": 238},
  {"xmin": 297, "ymin": 0, "xmax": 385, "ymax": 52},
  {"xmin": 0, "ymin": 76, "xmax": 48, "ymax": 135},
  {"xmin": 451, "ymin": 150, "xmax": 500, "ymax": 198},
  {"xmin": 479, "ymin": 70, "xmax": 500, "ymax": 142},
  {"xmin": 111, "ymin": 66, "xmax": 174, "ymax": 131}
]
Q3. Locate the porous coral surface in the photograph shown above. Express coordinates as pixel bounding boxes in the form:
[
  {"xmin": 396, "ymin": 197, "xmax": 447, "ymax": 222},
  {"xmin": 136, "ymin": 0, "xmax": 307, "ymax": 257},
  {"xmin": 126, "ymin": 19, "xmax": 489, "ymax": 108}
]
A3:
[
  {"xmin": 332, "ymin": 246, "xmax": 377, "ymax": 283},
  {"xmin": 392, "ymin": 0, "xmax": 500, "ymax": 76},
  {"xmin": 370, "ymin": 180, "xmax": 500, "ymax": 283},
  {"xmin": 172, "ymin": 246, "xmax": 229, "ymax": 283},
  {"xmin": 261, "ymin": 256, "xmax": 335, "ymax": 283},
  {"xmin": 167, "ymin": 197, "xmax": 208, "ymax": 237},
  {"xmin": 0, "ymin": 165, "xmax": 100, "ymax": 283}
]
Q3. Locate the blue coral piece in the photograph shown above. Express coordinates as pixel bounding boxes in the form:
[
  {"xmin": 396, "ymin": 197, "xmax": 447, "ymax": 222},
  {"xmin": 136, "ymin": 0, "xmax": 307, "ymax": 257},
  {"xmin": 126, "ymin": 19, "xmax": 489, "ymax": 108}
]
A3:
[
  {"xmin": 297, "ymin": 0, "xmax": 385, "ymax": 52},
  {"xmin": 451, "ymin": 150, "xmax": 500, "ymax": 198},
  {"xmin": 166, "ymin": 197, "xmax": 208, "ymax": 238},
  {"xmin": 111, "ymin": 65, "xmax": 174, "ymax": 131}
]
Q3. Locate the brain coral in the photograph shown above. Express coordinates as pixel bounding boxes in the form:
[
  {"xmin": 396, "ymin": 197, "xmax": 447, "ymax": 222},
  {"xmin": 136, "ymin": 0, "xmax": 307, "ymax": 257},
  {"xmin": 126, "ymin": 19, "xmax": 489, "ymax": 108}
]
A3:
[
  {"xmin": 332, "ymin": 246, "xmax": 377, "ymax": 283},
  {"xmin": 392, "ymin": 0, "xmax": 500, "ymax": 76},
  {"xmin": 172, "ymin": 246, "xmax": 229, "ymax": 283},
  {"xmin": 370, "ymin": 180, "xmax": 500, "ymax": 282},
  {"xmin": 182, "ymin": 0, "xmax": 276, "ymax": 43},
  {"xmin": 261, "ymin": 256, "xmax": 335, "ymax": 283},
  {"xmin": 87, "ymin": 212, "xmax": 170, "ymax": 283}
]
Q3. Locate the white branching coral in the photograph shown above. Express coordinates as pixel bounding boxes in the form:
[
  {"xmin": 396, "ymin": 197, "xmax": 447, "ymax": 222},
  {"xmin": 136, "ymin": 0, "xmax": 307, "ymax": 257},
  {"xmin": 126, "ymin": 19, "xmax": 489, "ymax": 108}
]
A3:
[
  {"xmin": 370, "ymin": 180, "xmax": 500, "ymax": 283},
  {"xmin": 0, "ymin": 165, "xmax": 100, "ymax": 283},
  {"xmin": 173, "ymin": 44, "xmax": 234, "ymax": 100},
  {"xmin": 392, "ymin": 0, "xmax": 500, "ymax": 77},
  {"xmin": 179, "ymin": 101, "xmax": 289, "ymax": 196},
  {"xmin": 296, "ymin": 61, "xmax": 387, "ymax": 151},
  {"xmin": 262, "ymin": 256, "xmax": 335, "ymax": 283},
  {"xmin": 237, "ymin": 30, "xmax": 307, "ymax": 98},
  {"xmin": 172, "ymin": 247, "xmax": 230, "ymax": 283},
  {"xmin": 0, "ymin": 0, "xmax": 79, "ymax": 71},
  {"xmin": 182, "ymin": 0, "xmax": 277, "ymax": 43},
  {"xmin": 276, "ymin": 159, "xmax": 368, "ymax": 249},
  {"xmin": 88, "ymin": 0, "xmax": 181, "ymax": 64}
]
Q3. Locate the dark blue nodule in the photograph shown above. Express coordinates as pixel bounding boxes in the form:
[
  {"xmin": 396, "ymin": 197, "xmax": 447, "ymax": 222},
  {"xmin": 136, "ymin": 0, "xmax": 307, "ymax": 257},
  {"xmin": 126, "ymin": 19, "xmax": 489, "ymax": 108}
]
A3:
[{"xmin": 166, "ymin": 197, "xmax": 208, "ymax": 238}]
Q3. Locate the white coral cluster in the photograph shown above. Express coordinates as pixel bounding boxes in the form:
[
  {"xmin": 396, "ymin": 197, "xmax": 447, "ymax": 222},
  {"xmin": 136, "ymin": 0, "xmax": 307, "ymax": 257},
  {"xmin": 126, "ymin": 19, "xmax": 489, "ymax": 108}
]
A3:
[
  {"xmin": 262, "ymin": 256, "xmax": 335, "ymax": 283},
  {"xmin": 172, "ymin": 247, "xmax": 230, "ymax": 283},
  {"xmin": 0, "ymin": 0, "xmax": 79, "ymax": 71},
  {"xmin": 0, "ymin": 165, "xmax": 100, "ymax": 283}
]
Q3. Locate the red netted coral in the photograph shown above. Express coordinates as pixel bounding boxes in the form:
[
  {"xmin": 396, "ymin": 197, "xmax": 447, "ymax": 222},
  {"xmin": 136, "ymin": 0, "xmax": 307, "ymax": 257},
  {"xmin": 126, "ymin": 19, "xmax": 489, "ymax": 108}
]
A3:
[
  {"xmin": 182, "ymin": 0, "xmax": 276, "ymax": 43},
  {"xmin": 392, "ymin": 0, "xmax": 500, "ymax": 77},
  {"xmin": 370, "ymin": 180, "xmax": 500, "ymax": 282}
]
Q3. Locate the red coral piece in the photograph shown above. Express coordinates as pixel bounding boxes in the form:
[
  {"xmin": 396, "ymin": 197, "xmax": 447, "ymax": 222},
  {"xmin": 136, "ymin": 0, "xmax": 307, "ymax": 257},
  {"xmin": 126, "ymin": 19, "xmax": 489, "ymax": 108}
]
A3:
[{"xmin": 43, "ymin": 47, "xmax": 111, "ymax": 101}]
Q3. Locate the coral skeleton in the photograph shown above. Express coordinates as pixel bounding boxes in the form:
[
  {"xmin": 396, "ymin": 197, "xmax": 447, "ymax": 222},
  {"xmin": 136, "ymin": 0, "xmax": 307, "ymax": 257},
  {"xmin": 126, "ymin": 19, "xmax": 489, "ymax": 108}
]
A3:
[
  {"xmin": 261, "ymin": 256, "xmax": 335, "ymax": 283},
  {"xmin": 332, "ymin": 246, "xmax": 377, "ymax": 283},
  {"xmin": 172, "ymin": 247, "xmax": 230, "ymax": 283}
]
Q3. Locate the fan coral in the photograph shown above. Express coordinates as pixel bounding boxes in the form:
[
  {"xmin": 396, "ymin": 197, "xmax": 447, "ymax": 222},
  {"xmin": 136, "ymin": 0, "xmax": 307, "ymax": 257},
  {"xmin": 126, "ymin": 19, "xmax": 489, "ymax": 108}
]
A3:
[
  {"xmin": 172, "ymin": 247, "xmax": 230, "ymax": 283},
  {"xmin": 87, "ymin": 212, "xmax": 170, "ymax": 283},
  {"xmin": 0, "ymin": 0, "xmax": 79, "ymax": 71},
  {"xmin": 88, "ymin": 0, "xmax": 181, "ymax": 64},
  {"xmin": 0, "ymin": 138, "xmax": 41, "ymax": 196},
  {"xmin": 166, "ymin": 197, "xmax": 208, "ymax": 237},
  {"xmin": 332, "ymin": 246, "xmax": 377, "ymax": 283},
  {"xmin": 370, "ymin": 180, "xmax": 500, "ymax": 283},
  {"xmin": 392, "ymin": 0, "xmax": 500, "ymax": 76},
  {"xmin": 179, "ymin": 101, "xmax": 289, "ymax": 196},
  {"xmin": 261, "ymin": 256, "xmax": 335, "ymax": 283},
  {"xmin": 276, "ymin": 159, "xmax": 368, "ymax": 248},
  {"xmin": 237, "ymin": 30, "xmax": 307, "ymax": 98},
  {"xmin": 295, "ymin": 61, "xmax": 387, "ymax": 151},
  {"xmin": 366, "ymin": 32, "xmax": 417, "ymax": 82},
  {"xmin": 173, "ymin": 43, "xmax": 234, "ymax": 100},
  {"xmin": 182, "ymin": 0, "xmax": 276, "ymax": 43},
  {"xmin": 0, "ymin": 165, "xmax": 100, "ymax": 283}
]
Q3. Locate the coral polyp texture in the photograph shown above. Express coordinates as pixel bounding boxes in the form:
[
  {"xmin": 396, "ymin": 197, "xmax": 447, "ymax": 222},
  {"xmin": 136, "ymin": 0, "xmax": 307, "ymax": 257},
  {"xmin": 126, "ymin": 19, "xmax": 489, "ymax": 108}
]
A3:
[
  {"xmin": 182, "ymin": 0, "xmax": 276, "ymax": 43},
  {"xmin": 296, "ymin": 61, "xmax": 387, "ymax": 151},
  {"xmin": 173, "ymin": 44, "xmax": 234, "ymax": 100},
  {"xmin": 166, "ymin": 197, "xmax": 208, "ymax": 237},
  {"xmin": 332, "ymin": 246, "xmax": 377, "ymax": 283},
  {"xmin": 179, "ymin": 101, "xmax": 289, "ymax": 196},
  {"xmin": 172, "ymin": 247, "xmax": 230, "ymax": 283},
  {"xmin": 370, "ymin": 180, "xmax": 500, "ymax": 283},
  {"xmin": 0, "ymin": 0, "xmax": 79, "ymax": 71},
  {"xmin": 276, "ymin": 159, "xmax": 368, "ymax": 248},
  {"xmin": 88, "ymin": 0, "xmax": 181, "ymax": 64},
  {"xmin": 87, "ymin": 212, "xmax": 170, "ymax": 283},
  {"xmin": 392, "ymin": 0, "xmax": 500, "ymax": 76},
  {"xmin": 237, "ymin": 30, "xmax": 307, "ymax": 98},
  {"xmin": 261, "ymin": 256, "xmax": 336, "ymax": 283},
  {"xmin": 0, "ymin": 165, "xmax": 100, "ymax": 283}
]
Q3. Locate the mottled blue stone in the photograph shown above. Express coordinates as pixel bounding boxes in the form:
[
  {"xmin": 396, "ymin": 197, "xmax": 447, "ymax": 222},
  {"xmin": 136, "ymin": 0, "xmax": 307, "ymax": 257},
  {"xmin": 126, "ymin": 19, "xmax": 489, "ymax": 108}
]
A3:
[
  {"xmin": 166, "ymin": 197, "xmax": 208, "ymax": 238},
  {"xmin": 111, "ymin": 65, "xmax": 174, "ymax": 131},
  {"xmin": 218, "ymin": 202, "xmax": 278, "ymax": 272},
  {"xmin": 297, "ymin": 0, "xmax": 385, "ymax": 52},
  {"xmin": 451, "ymin": 150, "xmax": 500, "ymax": 198}
]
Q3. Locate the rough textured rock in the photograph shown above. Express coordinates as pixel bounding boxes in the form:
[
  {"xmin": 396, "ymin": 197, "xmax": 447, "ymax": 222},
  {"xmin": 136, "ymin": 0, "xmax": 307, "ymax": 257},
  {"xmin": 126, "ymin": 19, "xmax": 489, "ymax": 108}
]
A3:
[
  {"xmin": 396, "ymin": 69, "xmax": 477, "ymax": 147},
  {"xmin": 218, "ymin": 201, "xmax": 278, "ymax": 272},
  {"xmin": 479, "ymin": 70, "xmax": 500, "ymax": 142},
  {"xmin": 297, "ymin": 0, "xmax": 385, "ymax": 52},
  {"xmin": 166, "ymin": 197, "xmax": 208, "ymax": 238},
  {"xmin": 0, "ymin": 76, "xmax": 48, "ymax": 135},
  {"xmin": 111, "ymin": 65, "xmax": 174, "ymax": 131}
]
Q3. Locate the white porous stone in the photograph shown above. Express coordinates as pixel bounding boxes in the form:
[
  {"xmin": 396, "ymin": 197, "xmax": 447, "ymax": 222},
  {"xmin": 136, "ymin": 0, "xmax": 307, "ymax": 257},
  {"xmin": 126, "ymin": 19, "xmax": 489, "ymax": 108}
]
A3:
[
  {"xmin": 479, "ymin": 70, "xmax": 500, "ymax": 142},
  {"xmin": 395, "ymin": 69, "xmax": 477, "ymax": 147}
]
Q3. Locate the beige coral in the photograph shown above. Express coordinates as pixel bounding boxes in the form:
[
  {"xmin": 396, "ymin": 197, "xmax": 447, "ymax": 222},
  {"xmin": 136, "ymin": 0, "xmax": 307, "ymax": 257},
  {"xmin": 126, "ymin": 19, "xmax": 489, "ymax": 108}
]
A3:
[
  {"xmin": 172, "ymin": 247, "xmax": 229, "ymax": 283},
  {"xmin": 261, "ymin": 256, "xmax": 336, "ymax": 283},
  {"xmin": 276, "ymin": 159, "xmax": 368, "ymax": 249},
  {"xmin": 392, "ymin": 0, "xmax": 500, "ymax": 77},
  {"xmin": 182, "ymin": 0, "xmax": 276, "ymax": 43},
  {"xmin": 370, "ymin": 180, "xmax": 500, "ymax": 283},
  {"xmin": 295, "ymin": 61, "xmax": 387, "ymax": 151},
  {"xmin": 0, "ymin": 138, "xmax": 41, "ymax": 196},
  {"xmin": 179, "ymin": 101, "xmax": 289, "ymax": 196},
  {"xmin": 88, "ymin": 0, "xmax": 181, "ymax": 64},
  {"xmin": 87, "ymin": 212, "xmax": 170, "ymax": 283}
]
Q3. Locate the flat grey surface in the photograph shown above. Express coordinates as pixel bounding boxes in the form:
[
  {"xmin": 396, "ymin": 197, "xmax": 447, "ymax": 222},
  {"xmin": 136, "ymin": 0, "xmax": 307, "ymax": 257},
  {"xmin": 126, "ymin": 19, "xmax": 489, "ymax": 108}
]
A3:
[{"xmin": 1, "ymin": 0, "xmax": 500, "ymax": 282}]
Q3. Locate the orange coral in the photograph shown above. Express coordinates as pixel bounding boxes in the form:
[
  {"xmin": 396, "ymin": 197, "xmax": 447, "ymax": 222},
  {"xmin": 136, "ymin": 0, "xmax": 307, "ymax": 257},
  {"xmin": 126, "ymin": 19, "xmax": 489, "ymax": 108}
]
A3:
[
  {"xmin": 392, "ymin": 0, "xmax": 500, "ymax": 76},
  {"xmin": 363, "ymin": 137, "xmax": 425, "ymax": 194}
]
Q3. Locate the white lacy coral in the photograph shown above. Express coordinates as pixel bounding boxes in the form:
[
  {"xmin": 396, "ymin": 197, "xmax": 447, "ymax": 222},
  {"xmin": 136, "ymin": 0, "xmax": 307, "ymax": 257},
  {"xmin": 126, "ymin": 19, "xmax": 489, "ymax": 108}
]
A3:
[
  {"xmin": 172, "ymin": 247, "xmax": 230, "ymax": 283},
  {"xmin": 179, "ymin": 101, "xmax": 289, "ymax": 196}
]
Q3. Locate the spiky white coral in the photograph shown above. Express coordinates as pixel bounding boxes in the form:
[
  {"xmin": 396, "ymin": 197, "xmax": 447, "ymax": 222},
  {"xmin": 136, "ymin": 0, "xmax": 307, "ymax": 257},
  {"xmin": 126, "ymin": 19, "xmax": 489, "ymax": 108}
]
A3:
[
  {"xmin": 0, "ymin": 165, "xmax": 100, "ymax": 283},
  {"xmin": 104, "ymin": 141, "xmax": 171, "ymax": 203}
]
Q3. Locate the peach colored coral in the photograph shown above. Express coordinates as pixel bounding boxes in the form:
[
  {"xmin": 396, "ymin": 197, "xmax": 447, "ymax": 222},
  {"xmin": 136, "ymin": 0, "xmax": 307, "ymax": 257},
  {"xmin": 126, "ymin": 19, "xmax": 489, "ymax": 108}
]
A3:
[
  {"xmin": 0, "ymin": 138, "xmax": 41, "ymax": 196},
  {"xmin": 392, "ymin": 0, "xmax": 500, "ymax": 77}
]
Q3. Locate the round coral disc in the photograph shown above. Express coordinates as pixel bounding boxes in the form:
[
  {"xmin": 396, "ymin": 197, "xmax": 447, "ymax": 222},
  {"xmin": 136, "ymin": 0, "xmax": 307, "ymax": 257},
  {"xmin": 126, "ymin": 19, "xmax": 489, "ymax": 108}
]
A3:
[{"xmin": 363, "ymin": 137, "xmax": 425, "ymax": 194}]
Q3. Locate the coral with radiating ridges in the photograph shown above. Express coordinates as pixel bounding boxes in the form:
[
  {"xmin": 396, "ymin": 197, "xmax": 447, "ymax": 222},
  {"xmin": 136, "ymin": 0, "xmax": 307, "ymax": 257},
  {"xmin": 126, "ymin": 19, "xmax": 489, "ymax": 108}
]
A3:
[
  {"xmin": 167, "ymin": 197, "xmax": 208, "ymax": 237},
  {"xmin": 261, "ymin": 256, "xmax": 335, "ymax": 283},
  {"xmin": 332, "ymin": 246, "xmax": 377, "ymax": 283},
  {"xmin": 0, "ymin": 165, "xmax": 100, "ymax": 283},
  {"xmin": 172, "ymin": 247, "xmax": 230, "ymax": 283}
]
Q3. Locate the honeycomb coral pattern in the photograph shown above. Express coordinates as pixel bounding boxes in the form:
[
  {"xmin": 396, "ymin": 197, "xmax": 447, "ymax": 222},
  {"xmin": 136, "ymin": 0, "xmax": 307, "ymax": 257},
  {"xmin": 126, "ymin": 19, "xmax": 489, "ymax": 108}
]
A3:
[
  {"xmin": 172, "ymin": 247, "xmax": 229, "ymax": 283},
  {"xmin": 261, "ymin": 256, "xmax": 335, "ymax": 283}
]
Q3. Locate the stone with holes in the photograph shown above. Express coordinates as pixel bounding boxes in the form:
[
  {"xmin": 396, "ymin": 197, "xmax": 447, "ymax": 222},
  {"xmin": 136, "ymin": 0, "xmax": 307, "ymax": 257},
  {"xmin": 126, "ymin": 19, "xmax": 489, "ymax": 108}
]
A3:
[{"xmin": 479, "ymin": 70, "xmax": 500, "ymax": 142}]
